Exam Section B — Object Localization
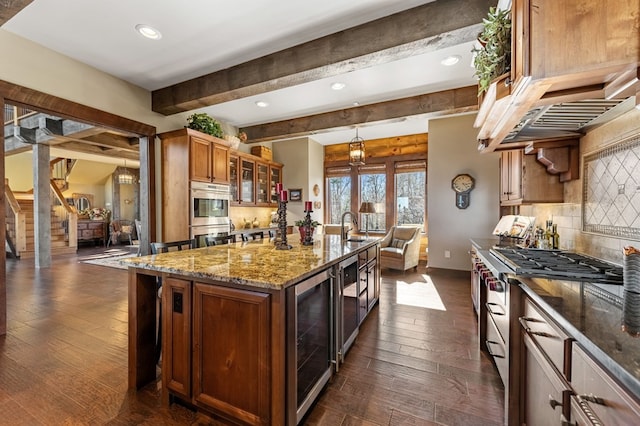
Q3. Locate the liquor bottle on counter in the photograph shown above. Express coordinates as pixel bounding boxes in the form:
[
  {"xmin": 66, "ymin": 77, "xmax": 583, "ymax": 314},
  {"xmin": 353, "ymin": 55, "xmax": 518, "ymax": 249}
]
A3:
[
  {"xmin": 535, "ymin": 227, "xmax": 545, "ymax": 248},
  {"xmin": 552, "ymin": 224, "xmax": 560, "ymax": 249},
  {"xmin": 544, "ymin": 222, "xmax": 553, "ymax": 249}
]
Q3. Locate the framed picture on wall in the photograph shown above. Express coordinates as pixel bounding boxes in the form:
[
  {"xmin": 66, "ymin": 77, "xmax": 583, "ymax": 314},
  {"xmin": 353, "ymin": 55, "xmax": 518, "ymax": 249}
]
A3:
[{"xmin": 289, "ymin": 188, "xmax": 302, "ymax": 202}]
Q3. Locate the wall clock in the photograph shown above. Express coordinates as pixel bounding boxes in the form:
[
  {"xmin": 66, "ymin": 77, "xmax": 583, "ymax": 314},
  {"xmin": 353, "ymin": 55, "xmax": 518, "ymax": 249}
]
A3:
[{"xmin": 451, "ymin": 173, "xmax": 475, "ymax": 209}]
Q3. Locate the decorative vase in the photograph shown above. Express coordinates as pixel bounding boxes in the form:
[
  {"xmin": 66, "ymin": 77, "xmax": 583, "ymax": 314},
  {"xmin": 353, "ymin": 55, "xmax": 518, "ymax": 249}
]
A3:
[{"xmin": 298, "ymin": 226, "xmax": 315, "ymax": 243}]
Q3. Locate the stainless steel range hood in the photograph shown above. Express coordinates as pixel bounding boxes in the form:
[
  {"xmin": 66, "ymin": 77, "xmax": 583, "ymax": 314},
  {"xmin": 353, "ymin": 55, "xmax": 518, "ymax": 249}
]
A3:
[{"xmin": 502, "ymin": 97, "xmax": 635, "ymax": 144}]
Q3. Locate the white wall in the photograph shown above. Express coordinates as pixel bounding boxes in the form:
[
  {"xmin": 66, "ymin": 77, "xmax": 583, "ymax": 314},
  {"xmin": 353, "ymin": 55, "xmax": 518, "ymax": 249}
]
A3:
[
  {"xmin": 427, "ymin": 114, "xmax": 500, "ymax": 270},
  {"xmin": 272, "ymin": 137, "xmax": 324, "ymax": 225}
]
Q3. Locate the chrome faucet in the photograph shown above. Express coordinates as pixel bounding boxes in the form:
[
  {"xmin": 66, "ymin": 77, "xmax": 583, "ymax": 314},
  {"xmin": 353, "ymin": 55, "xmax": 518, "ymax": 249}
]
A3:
[{"xmin": 341, "ymin": 211, "xmax": 358, "ymax": 241}]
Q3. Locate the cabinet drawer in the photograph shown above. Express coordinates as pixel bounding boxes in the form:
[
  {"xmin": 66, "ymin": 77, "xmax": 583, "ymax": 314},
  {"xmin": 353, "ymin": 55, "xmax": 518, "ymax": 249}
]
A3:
[
  {"xmin": 486, "ymin": 313, "xmax": 508, "ymax": 386},
  {"xmin": 521, "ymin": 298, "xmax": 570, "ymax": 378},
  {"xmin": 571, "ymin": 345, "xmax": 640, "ymax": 425},
  {"xmin": 486, "ymin": 289, "xmax": 508, "ymax": 346}
]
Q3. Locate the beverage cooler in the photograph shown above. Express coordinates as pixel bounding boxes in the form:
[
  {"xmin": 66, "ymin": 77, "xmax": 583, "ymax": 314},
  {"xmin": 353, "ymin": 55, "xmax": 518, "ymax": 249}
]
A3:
[{"xmin": 286, "ymin": 269, "xmax": 333, "ymax": 424}]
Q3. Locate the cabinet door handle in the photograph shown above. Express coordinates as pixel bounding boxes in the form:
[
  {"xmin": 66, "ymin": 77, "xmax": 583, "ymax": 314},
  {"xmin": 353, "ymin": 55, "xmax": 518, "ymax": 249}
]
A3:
[
  {"xmin": 578, "ymin": 394, "xmax": 606, "ymax": 406},
  {"xmin": 575, "ymin": 395, "xmax": 606, "ymax": 426},
  {"xmin": 486, "ymin": 302, "xmax": 505, "ymax": 316},
  {"xmin": 485, "ymin": 340, "xmax": 505, "ymax": 358},
  {"xmin": 519, "ymin": 316, "xmax": 558, "ymax": 339},
  {"xmin": 549, "ymin": 394, "xmax": 562, "ymax": 410}
]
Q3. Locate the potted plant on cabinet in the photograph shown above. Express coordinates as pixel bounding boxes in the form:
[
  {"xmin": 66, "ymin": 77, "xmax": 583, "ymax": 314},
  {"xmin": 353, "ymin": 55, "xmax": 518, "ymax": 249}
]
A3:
[
  {"xmin": 186, "ymin": 113, "xmax": 224, "ymax": 138},
  {"xmin": 472, "ymin": 6, "xmax": 512, "ymax": 97}
]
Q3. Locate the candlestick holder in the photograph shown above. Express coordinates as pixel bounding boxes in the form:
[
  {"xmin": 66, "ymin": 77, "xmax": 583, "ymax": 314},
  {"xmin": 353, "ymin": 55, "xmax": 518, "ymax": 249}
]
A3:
[
  {"xmin": 302, "ymin": 208, "xmax": 314, "ymax": 246},
  {"xmin": 275, "ymin": 200, "xmax": 292, "ymax": 250}
]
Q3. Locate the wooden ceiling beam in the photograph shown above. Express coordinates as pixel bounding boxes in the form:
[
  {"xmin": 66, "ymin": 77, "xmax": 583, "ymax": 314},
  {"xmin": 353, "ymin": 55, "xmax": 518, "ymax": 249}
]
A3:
[
  {"xmin": 0, "ymin": 0, "xmax": 32, "ymax": 26},
  {"xmin": 151, "ymin": 0, "xmax": 492, "ymax": 115},
  {"xmin": 242, "ymin": 85, "xmax": 478, "ymax": 143}
]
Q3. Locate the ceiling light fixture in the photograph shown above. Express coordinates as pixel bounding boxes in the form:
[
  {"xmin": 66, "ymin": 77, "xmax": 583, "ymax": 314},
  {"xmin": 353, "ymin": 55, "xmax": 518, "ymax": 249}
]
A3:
[
  {"xmin": 353, "ymin": 101, "xmax": 360, "ymax": 107},
  {"xmin": 118, "ymin": 160, "xmax": 135, "ymax": 185},
  {"xmin": 135, "ymin": 24, "xmax": 162, "ymax": 40},
  {"xmin": 255, "ymin": 100, "xmax": 269, "ymax": 108},
  {"xmin": 440, "ymin": 55, "xmax": 461, "ymax": 66},
  {"xmin": 331, "ymin": 82, "xmax": 346, "ymax": 90},
  {"xmin": 348, "ymin": 128, "xmax": 365, "ymax": 166}
]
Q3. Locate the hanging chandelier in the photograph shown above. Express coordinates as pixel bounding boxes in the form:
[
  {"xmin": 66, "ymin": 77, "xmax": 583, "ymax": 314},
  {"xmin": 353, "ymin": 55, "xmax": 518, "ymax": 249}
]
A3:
[
  {"xmin": 118, "ymin": 161, "xmax": 135, "ymax": 185},
  {"xmin": 348, "ymin": 128, "xmax": 365, "ymax": 166}
]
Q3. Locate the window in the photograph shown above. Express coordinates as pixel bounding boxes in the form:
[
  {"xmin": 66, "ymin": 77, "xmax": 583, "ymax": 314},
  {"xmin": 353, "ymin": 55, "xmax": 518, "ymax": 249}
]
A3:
[
  {"xmin": 359, "ymin": 165, "xmax": 386, "ymax": 231},
  {"xmin": 395, "ymin": 161, "xmax": 426, "ymax": 229},
  {"xmin": 327, "ymin": 169, "xmax": 351, "ymax": 224}
]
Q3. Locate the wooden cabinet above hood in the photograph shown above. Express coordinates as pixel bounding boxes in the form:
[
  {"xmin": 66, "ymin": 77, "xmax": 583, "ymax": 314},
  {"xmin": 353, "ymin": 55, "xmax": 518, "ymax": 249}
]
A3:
[{"xmin": 474, "ymin": 0, "xmax": 640, "ymax": 153}]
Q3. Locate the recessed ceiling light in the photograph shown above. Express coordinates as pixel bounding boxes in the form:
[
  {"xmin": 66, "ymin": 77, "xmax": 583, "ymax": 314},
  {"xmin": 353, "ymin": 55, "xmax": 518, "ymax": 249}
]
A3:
[
  {"xmin": 255, "ymin": 101, "xmax": 269, "ymax": 108},
  {"xmin": 440, "ymin": 55, "xmax": 461, "ymax": 66},
  {"xmin": 135, "ymin": 24, "xmax": 162, "ymax": 40},
  {"xmin": 331, "ymin": 82, "xmax": 347, "ymax": 91},
  {"xmin": 353, "ymin": 101, "xmax": 360, "ymax": 107}
]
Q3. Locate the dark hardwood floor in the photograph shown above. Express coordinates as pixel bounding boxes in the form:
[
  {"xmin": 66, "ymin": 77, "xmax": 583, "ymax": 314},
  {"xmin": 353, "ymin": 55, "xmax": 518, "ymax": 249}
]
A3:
[{"xmin": 0, "ymin": 247, "xmax": 503, "ymax": 425}]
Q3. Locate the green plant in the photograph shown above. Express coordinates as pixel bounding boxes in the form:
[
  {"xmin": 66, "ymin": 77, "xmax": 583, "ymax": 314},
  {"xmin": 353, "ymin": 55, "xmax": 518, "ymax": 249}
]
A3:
[
  {"xmin": 186, "ymin": 113, "xmax": 224, "ymax": 138},
  {"xmin": 472, "ymin": 7, "xmax": 511, "ymax": 96}
]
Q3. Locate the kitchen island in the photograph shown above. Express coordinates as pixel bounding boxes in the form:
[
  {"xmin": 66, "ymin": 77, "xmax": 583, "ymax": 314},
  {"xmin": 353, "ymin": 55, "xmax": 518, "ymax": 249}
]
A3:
[{"xmin": 124, "ymin": 235, "xmax": 380, "ymax": 425}]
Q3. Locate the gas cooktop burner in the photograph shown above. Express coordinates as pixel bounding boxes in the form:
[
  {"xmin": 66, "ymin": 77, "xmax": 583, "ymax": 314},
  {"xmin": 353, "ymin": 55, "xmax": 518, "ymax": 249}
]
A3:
[{"xmin": 490, "ymin": 248, "xmax": 623, "ymax": 284}]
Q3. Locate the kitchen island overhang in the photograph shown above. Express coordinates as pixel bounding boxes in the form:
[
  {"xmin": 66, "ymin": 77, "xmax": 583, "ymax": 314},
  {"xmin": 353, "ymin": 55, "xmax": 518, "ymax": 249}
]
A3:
[{"xmin": 124, "ymin": 235, "xmax": 380, "ymax": 425}]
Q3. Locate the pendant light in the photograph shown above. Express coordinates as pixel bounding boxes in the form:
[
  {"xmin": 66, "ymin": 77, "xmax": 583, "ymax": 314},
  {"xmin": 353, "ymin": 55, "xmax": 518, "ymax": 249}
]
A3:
[
  {"xmin": 118, "ymin": 160, "xmax": 135, "ymax": 185},
  {"xmin": 348, "ymin": 128, "xmax": 365, "ymax": 166}
]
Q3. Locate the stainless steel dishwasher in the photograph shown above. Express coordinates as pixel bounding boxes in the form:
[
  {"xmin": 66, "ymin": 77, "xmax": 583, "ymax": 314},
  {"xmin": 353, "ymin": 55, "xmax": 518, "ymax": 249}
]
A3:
[{"xmin": 336, "ymin": 255, "xmax": 359, "ymax": 368}]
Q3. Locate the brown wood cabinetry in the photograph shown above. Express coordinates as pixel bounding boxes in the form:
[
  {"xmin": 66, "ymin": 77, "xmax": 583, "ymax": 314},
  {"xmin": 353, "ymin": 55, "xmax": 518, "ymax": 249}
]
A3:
[
  {"xmin": 189, "ymin": 133, "xmax": 230, "ymax": 184},
  {"xmin": 162, "ymin": 278, "xmax": 275, "ymax": 425},
  {"xmin": 192, "ymin": 283, "xmax": 271, "ymax": 424},
  {"xmin": 475, "ymin": 0, "xmax": 640, "ymax": 151},
  {"xmin": 499, "ymin": 150, "xmax": 564, "ymax": 205},
  {"xmin": 158, "ymin": 128, "xmax": 231, "ymax": 241},
  {"xmin": 162, "ymin": 277, "xmax": 192, "ymax": 400},
  {"xmin": 229, "ymin": 152, "xmax": 282, "ymax": 206}
]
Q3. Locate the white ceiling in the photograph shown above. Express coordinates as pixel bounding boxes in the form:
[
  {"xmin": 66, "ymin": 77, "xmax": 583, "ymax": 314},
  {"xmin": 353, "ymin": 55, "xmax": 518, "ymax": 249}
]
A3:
[{"xmin": 2, "ymin": 0, "xmax": 480, "ymax": 145}]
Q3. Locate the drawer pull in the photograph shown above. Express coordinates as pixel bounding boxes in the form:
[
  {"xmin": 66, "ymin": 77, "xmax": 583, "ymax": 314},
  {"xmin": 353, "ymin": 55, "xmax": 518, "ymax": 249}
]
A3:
[
  {"xmin": 486, "ymin": 302, "xmax": 505, "ymax": 316},
  {"xmin": 579, "ymin": 394, "xmax": 606, "ymax": 406},
  {"xmin": 549, "ymin": 395, "xmax": 562, "ymax": 410},
  {"xmin": 485, "ymin": 340, "xmax": 505, "ymax": 358},
  {"xmin": 576, "ymin": 395, "xmax": 605, "ymax": 426},
  {"xmin": 530, "ymin": 330, "xmax": 557, "ymax": 338},
  {"xmin": 519, "ymin": 316, "xmax": 557, "ymax": 339}
]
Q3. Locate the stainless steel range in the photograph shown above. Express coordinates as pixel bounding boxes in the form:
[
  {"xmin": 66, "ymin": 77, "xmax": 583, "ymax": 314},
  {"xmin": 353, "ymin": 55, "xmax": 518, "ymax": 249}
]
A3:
[{"xmin": 490, "ymin": 248, "xmax": 623, "ymax": 284}]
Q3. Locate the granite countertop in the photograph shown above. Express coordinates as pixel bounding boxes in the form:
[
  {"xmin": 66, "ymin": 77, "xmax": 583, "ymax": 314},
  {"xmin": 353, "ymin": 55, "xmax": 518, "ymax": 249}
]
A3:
[
  {"xmin": 122, "ymin": 235, "xmax": 378, "ymax": 290},
  {"xmin": 519, "ymin": 276, "xmax": 640, "ymax": 399}
]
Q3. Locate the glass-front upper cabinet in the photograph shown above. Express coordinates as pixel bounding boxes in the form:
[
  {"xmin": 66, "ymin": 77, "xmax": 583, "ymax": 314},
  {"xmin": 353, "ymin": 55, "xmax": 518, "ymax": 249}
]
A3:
[
  {"xmin": 270, "ymin": 165, "xmax": 282, "ymax": 204},
  {"xmin": 256, "ymin": 163, "xmax": 269, "ymax": 205},
  {"xmin": 240, "ymin": 158, "xmax": 255, "ymax": 204},
  {"xmin": 229, "ymin": 155, "xmax": 239, "ymax": 203}
]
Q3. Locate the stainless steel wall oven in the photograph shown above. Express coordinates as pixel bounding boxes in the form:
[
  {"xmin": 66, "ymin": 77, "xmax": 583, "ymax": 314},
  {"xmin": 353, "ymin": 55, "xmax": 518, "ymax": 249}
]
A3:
[
  {"xmin": 190, "ymin": 181, "xmax": 230, "ymax": 227},
  {"xmin": 189, "ymin": 182, "xmax": 230, "ymax": 246}
]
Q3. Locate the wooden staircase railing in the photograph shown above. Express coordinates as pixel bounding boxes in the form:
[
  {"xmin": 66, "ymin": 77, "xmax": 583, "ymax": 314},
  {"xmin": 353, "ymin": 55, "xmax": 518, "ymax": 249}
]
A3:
[
  {"xmin": 4, "ymin": 178, "xmax": 78, "ymax": 258},
  {"xmin": 50, "ymin": 179, "xmax": 77, "ymax": 251},
  {"xmin": 4, "ymin": 179, "xmax": 26, "ymax": 256}
]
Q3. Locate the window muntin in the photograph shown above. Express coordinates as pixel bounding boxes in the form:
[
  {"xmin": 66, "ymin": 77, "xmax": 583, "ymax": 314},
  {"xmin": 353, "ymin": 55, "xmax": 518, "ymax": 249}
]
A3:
[{"xmin": 359, "ymin": 172, "xmax": 386, "ymax": 231}]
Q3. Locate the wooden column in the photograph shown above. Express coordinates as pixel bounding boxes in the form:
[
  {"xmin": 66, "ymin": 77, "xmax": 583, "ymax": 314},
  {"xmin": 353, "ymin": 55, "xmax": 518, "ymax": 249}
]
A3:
[
  {"xmin": 138, "ymin": 136, "xmax": 154, "ymax": 256},
  {"xmin": 33, "ymin": 142, "xmax": 51, "ymax": 268}
]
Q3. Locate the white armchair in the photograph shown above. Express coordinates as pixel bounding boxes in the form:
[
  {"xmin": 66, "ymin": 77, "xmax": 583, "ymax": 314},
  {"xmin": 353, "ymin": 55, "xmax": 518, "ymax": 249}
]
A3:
[{"xmin": 379, "ymin": 226, "xmax": 422, "ymax": 272}]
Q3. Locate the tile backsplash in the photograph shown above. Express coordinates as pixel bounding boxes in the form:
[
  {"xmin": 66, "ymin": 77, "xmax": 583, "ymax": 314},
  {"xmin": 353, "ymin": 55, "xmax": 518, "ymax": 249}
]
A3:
[{"xmin": 583, "ymin": 135, "xmax": 640, "ymax": 241}]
